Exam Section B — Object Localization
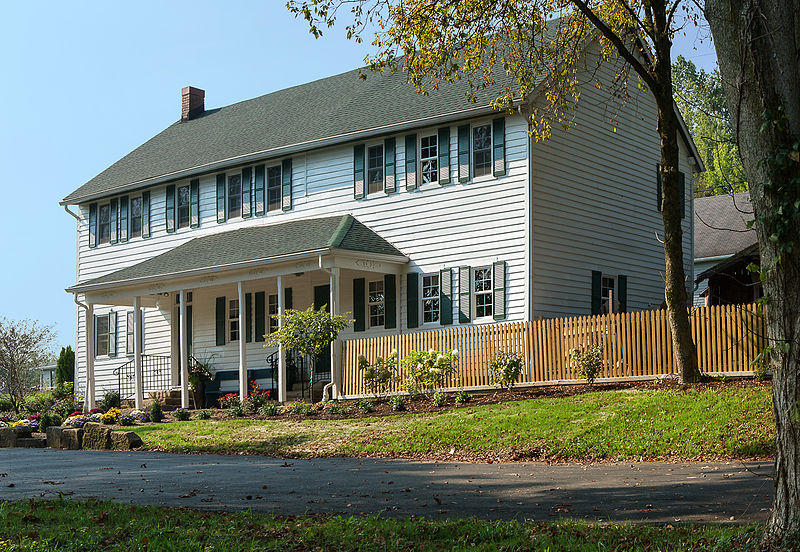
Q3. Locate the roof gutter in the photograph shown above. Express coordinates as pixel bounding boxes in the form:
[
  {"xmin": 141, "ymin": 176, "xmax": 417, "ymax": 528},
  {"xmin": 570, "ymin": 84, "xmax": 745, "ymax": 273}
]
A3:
[
  {"xmin": 61, "ymin": 100, "xmax": 523, "ymax": 206},
  {"xmin": 694, "ymin": 254, "xmax": 733, "ymax": 264}
]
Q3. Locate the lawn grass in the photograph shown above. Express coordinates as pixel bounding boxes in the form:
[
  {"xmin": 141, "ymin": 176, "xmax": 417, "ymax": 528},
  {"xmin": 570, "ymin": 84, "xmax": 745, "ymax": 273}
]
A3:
[
  {"xmin": 131, "ymin": 384, "xmax": 774, "ymax": 461},
  {"xmin": 0, "ymin": 499, "xmax": 761, "ymax": 551}
]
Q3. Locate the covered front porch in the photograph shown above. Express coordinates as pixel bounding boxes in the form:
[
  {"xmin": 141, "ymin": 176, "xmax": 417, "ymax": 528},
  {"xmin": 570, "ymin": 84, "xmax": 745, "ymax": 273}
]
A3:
[{"xmin": 67, "ymin": 215, "xmax": 408, "ymax": 410}]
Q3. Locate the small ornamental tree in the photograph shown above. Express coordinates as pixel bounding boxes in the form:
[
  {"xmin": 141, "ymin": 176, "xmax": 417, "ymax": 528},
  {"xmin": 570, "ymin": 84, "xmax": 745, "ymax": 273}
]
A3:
[
  {"xmin": 358, "ymin": 350, "xmax": 398, "ymax": 397},
  {"xmin": 0, "ymin": 318, "xmax": 56, "ymax": 412}
]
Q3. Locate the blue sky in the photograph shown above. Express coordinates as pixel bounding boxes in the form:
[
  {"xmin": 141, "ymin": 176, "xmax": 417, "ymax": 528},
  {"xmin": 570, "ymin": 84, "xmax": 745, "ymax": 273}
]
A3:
[{"xmin": 0, "ymin": 1, "xmax": 717, "ymax": 350}]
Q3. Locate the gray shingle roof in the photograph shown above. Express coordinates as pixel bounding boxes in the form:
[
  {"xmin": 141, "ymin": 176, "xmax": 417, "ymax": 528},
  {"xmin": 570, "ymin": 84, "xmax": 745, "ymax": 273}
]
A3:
[
  {"xmin": 68, "ymin": 215, "xmax": 404, "ymax": 291},
  {"xmin": 694, "ymin": 192, "xmax": 757, "ymax": 259},
  {"xmin": 63, "ymin": 67, "xmax": 516, "ymax": 204}
]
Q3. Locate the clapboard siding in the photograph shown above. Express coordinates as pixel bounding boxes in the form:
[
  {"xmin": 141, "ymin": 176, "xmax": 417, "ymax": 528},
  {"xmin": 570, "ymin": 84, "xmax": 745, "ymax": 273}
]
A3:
[{"xmin": 531, "ymin": 57, "xmax": 694, "ymax": 318}]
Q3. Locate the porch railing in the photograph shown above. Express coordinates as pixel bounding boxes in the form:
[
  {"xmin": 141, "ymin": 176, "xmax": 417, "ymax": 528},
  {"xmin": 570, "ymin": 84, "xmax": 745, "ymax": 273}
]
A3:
[{"xmin": 113, "ymin": 354, "xmax": 172, "ymax": 400}]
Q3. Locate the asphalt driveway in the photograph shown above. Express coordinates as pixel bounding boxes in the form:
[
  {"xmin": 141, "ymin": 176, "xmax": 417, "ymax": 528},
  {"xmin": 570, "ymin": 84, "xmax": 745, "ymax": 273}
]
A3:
[{"xmin": 0, "ymin": 449, "xmax": 774, "ymax": 523}]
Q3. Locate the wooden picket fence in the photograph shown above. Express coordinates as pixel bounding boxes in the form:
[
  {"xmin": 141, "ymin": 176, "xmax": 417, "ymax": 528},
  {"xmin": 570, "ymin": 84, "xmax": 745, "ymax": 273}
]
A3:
[{"xmin": 339, "ymin": 303, "xmax": 766, "ymax": 397}]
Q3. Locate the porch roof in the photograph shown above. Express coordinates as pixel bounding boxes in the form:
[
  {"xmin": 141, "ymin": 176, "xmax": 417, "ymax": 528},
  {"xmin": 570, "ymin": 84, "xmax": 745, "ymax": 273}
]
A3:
[{"xmin": 67, "ymin": 214, "xmax": 406, "ymax": 293}]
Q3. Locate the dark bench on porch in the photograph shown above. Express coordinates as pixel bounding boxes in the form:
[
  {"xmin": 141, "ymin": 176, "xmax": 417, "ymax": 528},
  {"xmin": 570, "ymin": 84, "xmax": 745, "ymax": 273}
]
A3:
[{"xmin": 204, "ymin": 366, "xmax": 276, "ymax": 408}]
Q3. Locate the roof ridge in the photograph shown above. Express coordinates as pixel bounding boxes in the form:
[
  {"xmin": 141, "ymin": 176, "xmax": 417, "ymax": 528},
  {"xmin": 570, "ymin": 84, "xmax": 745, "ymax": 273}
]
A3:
[{"xmin": 328, "ymin": 214, "xmax": 356, "ymax": 248}]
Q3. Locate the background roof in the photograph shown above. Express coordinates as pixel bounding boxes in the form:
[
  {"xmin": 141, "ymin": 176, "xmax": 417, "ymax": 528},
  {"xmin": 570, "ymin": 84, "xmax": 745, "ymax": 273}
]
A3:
[{"xmin": 694, "ymin": 192, "xmax": 757, "ymax": 259}]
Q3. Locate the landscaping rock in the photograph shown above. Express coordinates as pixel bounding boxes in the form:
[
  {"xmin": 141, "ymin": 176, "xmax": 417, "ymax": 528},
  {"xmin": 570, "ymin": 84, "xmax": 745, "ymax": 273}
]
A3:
[
  {"xmin": 16, "ymin": 437, "xmax": 46, "ymax": 448},
  {"xmin": 0, "ymin": 427, "xmax": 17, "ymax": 448},
  {"xmin": 61, "ymin": 428, "xmax": 84, "ymax": 450},
  {"xmin": 111, "ymin": 431, "xmax": 143, "ymax": 450},
  {"xmin": 12, "ymin": 427, "xmax": 32, "ymax": 439},
  {"xmin": 82, "ymin": 422, "xmax": 111, "ymax": 450},
  {"xmin": 46, "ymin": 426, "xmax": 64, "ymax": 449}
]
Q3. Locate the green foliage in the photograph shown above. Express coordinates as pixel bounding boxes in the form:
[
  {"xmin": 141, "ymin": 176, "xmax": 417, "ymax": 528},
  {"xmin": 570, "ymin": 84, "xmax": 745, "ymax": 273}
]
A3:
[
  {"xmin": 228, "ymin": 403, "xmax": 246, "ymax": 417},
  {"xmin": 53, "ymin": 382, "xmax": 73, "ymax": 401},
  {"xmin": 672, "ymin": 56, "xmax": 747, "ymax": 196},
  {"xmin": 388, "ymin": 395, "xmax": 406, "ymax": 412},
  {"xmin": 323, "ymin": 400, "xmax": 349, "ymax": 415},
  {"xmin": 243, "ymin": 382, "xmax": 272, "ymax": 413},
  {"xmin": 286, "ymin": 401, "xmax": 314, "ymax": 416},
  {"xmin": 490, "ymin": 351, "xmax": 525, "ymax": 390},
  {"xmin": 196, "ymin": 410, "xmax": 212, "ymax": 420},
  {"xmin": 358, "ymin": 350, "xmax": 398, "ymax": 397},
  {"xmin": 258, "ymin": 403, "xmax": 280, "ymax": 417},
  {"xmin": 55, "ymin": 346, "xmax": 75, "ymax": 387},
  {"xmin": 188, "ymin": 354, "xmax": 214, "ymax": 393},
  {"xmin": 430, "ymin": 390, "xmax": 447, "ymax": 407},
  {"xmin": 39, "ymin": 411, "xmax": 63, "ymax": 431},
  {"xmin": 265, "ymin": 305, "xmax": 350, "ymax": 357},
  {"xmin": 355, "ymin": 398, "xmax": 374, "ymax": 413},
  {"xmin": 23, "ymin": 392, "xmax": 55, "ymax": 414},
  {"xmin": 172, "ymin": 408, "xmax": 191, "ymax": 421},
  {"xmin": 0, "ymin": 317, "xmax": 57, "ymax": 412},
  {"xmin": 218, "ymin": 393, "xmax": 240, "ymax": 409},
  {"xmin": 99, "ymin": 390, "xmax": 120, "ymax": 412},
  {"xmin": 454, "ymin": 390, "xmax": 472, "ymax": 404},
  {"xmin": 0, "ymin": 395, "xmax": 13, "ymax": 412},
  {"xmin": 148, "ymin": 399, "xmax": 164, "ymax": 423},
  {"xmin": 570, "ymin": 345, "xmax": 603, "ymax": 385},
  {"xmin": 402, "ymin": 349, "xmax": 459, "ymax": 394}
]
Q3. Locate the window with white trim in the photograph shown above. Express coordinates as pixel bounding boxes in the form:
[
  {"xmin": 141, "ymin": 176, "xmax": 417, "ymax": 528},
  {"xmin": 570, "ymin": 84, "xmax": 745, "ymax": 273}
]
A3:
[
  {"xmin": 422, "ymin": 273, "xmax": 440, "ymax": 324},
  {"xmin": 228, "ymin": 174, "xmax": 242, "ymax": 219},
  {"xmin": 601, "ymin": 275, "xmax": 616, "ymax": 313},
  {"xmin": 368, "ymin": 280, "xmax": 385, "ymax": 327},
  {"xmin": 367, "ymin": 145, "xmax": 384, "ymax": 194},
  {"xmin": 177, "ymin": 185, "xmax": 190, "ymax": 229},
  {"xmin": 267, "ymin": 165, "xmax": 281, "ymax": 212},
  {"xmin": 473, "ymin": 267, "xmax": 493, "ymax": 318},
  {"xmin": 472, "ymin": 124, "xmax": 492, "ymax": 178},
  {"xmin": 420, "ymin": 134, "xmax": 438, "ymax": 184},
  {"xmin": 130, "ymin": 196, "xmax": 143, "ymax": 238},
  {"xmin": 268, "ymin": 293, "xmax": 279, "ymax": 334},
  {"xmin": 98, "ymin": 204, "xmax": 111, "ymax": 244},
  {"xmin": 229, "ymin": 299, "xmax": 240, "ymax": 342},
  {"xmin": 96, "ymin": 315, "xmax": 110, "ymax": 356},
  {"xmin": 126, "ymin": 310, "xmax": 146, "ymax": 355}
]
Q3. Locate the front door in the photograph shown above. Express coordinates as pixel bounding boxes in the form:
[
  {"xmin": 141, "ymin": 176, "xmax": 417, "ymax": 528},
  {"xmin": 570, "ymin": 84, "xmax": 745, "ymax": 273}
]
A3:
[{"xmin": 313, "ymin": 285, "xmax": 331, "ymax": 379}]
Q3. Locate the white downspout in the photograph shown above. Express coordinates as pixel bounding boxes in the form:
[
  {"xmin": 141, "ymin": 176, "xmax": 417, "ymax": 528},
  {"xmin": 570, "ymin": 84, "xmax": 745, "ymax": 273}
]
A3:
[
  {"xmin": 319, "ymin": 255, "xmax": 336, "ymax": 402},
  {"xmin": 73, "ymin": 294, "xmax": 95, "ymax": 411},
  {"xmin": 65, "ymin": 205, "xmax": 82, "ymax": 386}
]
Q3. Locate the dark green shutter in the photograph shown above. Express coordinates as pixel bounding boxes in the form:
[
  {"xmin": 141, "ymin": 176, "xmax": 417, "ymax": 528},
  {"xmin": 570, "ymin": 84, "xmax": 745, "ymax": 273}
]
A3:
[
  {"xmin": 438, "ymin": 127, "xmax": 450, "ymax": 184},
  {"xmin": 165, "ymin": 184, "xmax": 176, "ymax": 233},
  {"xmin": 679, "ymin": 172, "xmax": 686, "ymax": 218},
  {"xmin": 384, "ymin": 274, "xmax": 397, "ymax": 329},
  {"xmin": 617, "ymin": 275, "xmax": 628, "ymax": 313},
  {"xmin": 284, "ymin": 287, "xmax": 293, "ymax": 310},
  {"xmin": 281, "ymin": 158, "xmax": 292, "ymax": 211},
  {"xmin": 255, "ymin": 291, "xmax": 266, "ymax": 342},
  {"xmin": 492, "ymin": 117, "xmax": 506, "ymax": 176},
  {"xmin": 190, "ymin": 179, "xmax": 200, "ymax": 227},
  {"xmin": 119, "ymin": 196, "xmax": 128, "ymax": 242},
  {"xmin": 216, "ymin": 174, "xmax": 226, "ymax": 223},
  {"xmin": 110, "ymin": 198, "xmax": 118, "ymax": 244},
  {"xmin": 439, "ymin": 268, "xmax": 452, "ymax": 325},
  {"xmin": 656, "ymin": 164, "xmax": 662, "ymax": 212},
  {"xmin": 245, "ymin": 292, "xmax": 252, "ymax": 343},
  {"xmin": 459, "ymin": 266, "xmax": 472, "ymax": 323},
  {"xmin": 384, "ymin": 137, "xmax": 396, "ymax": 193},
  {"xmin": 591, "ymin": 270, "xmax": 602, "ymax": 315},
  {"xmin": 353, "ymin": 145, "xmax": 365, "ymax": 199},
  {"xmin": 492, "ymin": 261, "xmax": 507, "ymax": 320},
  {"xmin": 407, "ymin": 273, "xmax": 419, "ymax": 329},
  {"xmin": 353, "ymin": 278, "xmax": 366, "ymax": 332},
  {"xmin": 215, "ymin": 297, "xmax": 226, "ymax": 346},
  {"xmin": 405, "ymin": 134, "xmax": 417, "ymax": 191},
  {"xmin": 141, "ymin": 191, "xmax": 151, "ymax": 238},
  {"xmin": 88, "ymin": 203, "xmax": 97, "ymax": 248},
  {"xmin": 108, "ymin": 311, "xmax": 117, "ymax": 357},
  {"xmin": 242, "ymin": 168, "xmax": 252, "ymax": 218},
  {"xmin": 254, "ymin": 165, "xmax": 265, "ymax": 216},
  {"xmin": 458, "ymin": 125, "xmax": 470, "ymax": 182}
]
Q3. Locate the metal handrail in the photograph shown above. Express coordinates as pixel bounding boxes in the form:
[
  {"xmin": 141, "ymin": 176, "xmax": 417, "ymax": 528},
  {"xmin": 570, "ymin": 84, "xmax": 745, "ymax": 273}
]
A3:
[{"xmin": 113, "ymin": 354, "xmax": 171, "ymax": 400}]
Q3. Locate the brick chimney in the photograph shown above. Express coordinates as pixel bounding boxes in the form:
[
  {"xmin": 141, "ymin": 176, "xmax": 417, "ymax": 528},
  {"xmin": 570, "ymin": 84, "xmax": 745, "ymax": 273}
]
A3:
[{"xmin": 181, "ymin": 86, "xmax": 205, "ymax": 121}]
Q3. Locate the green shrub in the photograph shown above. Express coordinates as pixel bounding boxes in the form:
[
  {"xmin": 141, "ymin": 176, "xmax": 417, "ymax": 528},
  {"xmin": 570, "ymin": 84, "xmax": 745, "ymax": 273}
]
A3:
[
  {"xmin": 570, "ymin": 344, "xmax": 603, "ymax": 385},
  {"xmin": 39, "ymin": 411, "xmax": 63, "ymax": 431},
  {"xmin": 243, "ymin": 382, "xmax": 272, "ymax": 413},
  {"xmin": 217, "ymin": 393, "xmax": 240, "ymax": 409},
  {"xmin": 23, "ymin": 392, "xmax": 55, "ymax": 414},
  {"xmin": 754, "ymin": 361, "xmax": 770, "ymax": 381},
  {"xmin": 358, "ymin": 350, "xmax": 398, "ymax": 397},
  {"xmin": 323, "ymin": 400, "xmax": 348, "ymax": 415},
  {"xmin": 52, "ymin": 394, "xmax": 81, "ymax": 418},
  {"xmin": 228, "ymin": 403, "xmax": 246, "ymax": 417},
  {"xmin": 490, "ymin": 351, "xmax": 525, "ymax": 390},
  {"xmin": 388, "ymin": 395, "xmax": 406, "ymax": 412},
  {"xmin": 402, "ymin": 349, "xmax": 459, "ymax": 394},
  {"xmin": 431, "ymin": 390, "xmax": 447, "ymax": 407},
  {"xmin": 53, "ymin": 382, "xmax": 74, "ymax": 401},
  {"xmin": 454, "ymin": 390, "xmax": 472, "ymax": 404},
  {"xmin": 196, "ymin": 410, "xmax": 212, "ymax": 420},
  {"xmin": 99, "ymin": 390, "xmax": 121, "ymax": 412},
  {"xmin": 285, "ymin": 401, "xmax": 313, "ymax": 416},
  {"xmin": 0, "ymin": 396, "xmax": 14, "ymax": 412},
  {"xmin": 258, "ymin": 403, "xmax": 279, "ymax": 416},
  {"xmin": 172, "ymin": 408, "xmax": 191, "ymax": 421},
  {"xmin": 149, "ymin": 399, "xmax": 164, "ymax": 423},
  {"xmin": 355, "ymin": 398, "xmax": 374, "ymax": 413}
]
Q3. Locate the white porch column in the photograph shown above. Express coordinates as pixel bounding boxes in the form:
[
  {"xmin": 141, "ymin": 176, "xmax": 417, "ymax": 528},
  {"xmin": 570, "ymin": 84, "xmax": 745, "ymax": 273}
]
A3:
[
  {"xmin": 330, "ymin": 268, "xmax": 341, "ymax": 398},
  {"xmin": 277, "ymin": 275, "xmax": 287, "ymax": 403},
  {"xmin": 179, "ymin": 290, "xmax": 190, "ymax": 408},
  {"xmin": 238, "ymin": 281, "xmax": 248, "ymax": 401},
  {"xmin": 133, "ymin": 296, "xmax": 144, "ymax": 409},
  {"xmin": 85, "ymin": 303, "xmax": 96, "ymax": 411}
]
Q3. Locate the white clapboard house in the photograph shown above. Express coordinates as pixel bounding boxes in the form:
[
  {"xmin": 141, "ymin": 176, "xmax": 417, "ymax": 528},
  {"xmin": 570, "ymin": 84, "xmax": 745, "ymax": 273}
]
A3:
[{"xmin": 63, "ymin": 53, "xmax": 701, "ymax": 409}]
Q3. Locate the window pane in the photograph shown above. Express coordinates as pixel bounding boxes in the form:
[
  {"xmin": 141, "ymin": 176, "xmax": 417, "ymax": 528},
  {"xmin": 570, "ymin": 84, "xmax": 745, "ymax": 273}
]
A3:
[
  {"xmin": 96, "ymin": 316, "xmax": 109, "ymax": 356},
  {"xmin": 268, "ymin": 294, "xmax": 278, "ymax": 334},
  {"xmin": 267, "ymin": 166, "xmax": 281, "ymax": 212},
  {"xmin": 177, "ymin": 185, "xmax": 190, "ymax": 228},
  {"xmin": 98, "ymin": 204, "xmax": 110, "ymax": 244},
  {"xmin": 473, "ymin": 267, "xmax": 493, "ymax": 318},
  {"xmin": 473, "ymin": 125, "xmax": 492, "ymax": 177},
  {"xmin": 367, "ymin": 145, "xmax": 384, "ymax": 194},
  {"xmin": 420, "ymin": 135, "xmax": 438, "ymax": 183},
  {"xmin": 422, "ymin": 274, "xmax": 440, "ymax": 323},
  {"xmin": 228, "ymin": 175, "xmax": 242, "ymax": 218},
  {"xmin": 130, "ymin": 197, "xmax": 142, "ymax": 237},
  {"xmin": 368, "ymin": 280, "xmax": 385, "ymax": 327}
]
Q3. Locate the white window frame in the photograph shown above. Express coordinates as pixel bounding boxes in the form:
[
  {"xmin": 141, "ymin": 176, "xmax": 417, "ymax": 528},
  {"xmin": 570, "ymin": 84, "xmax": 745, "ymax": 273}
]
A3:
[
  {"xmin": 228, "ymin": 299, "xmax": 240, "ymax": 342},
  {"xmin": 268, "ymin": 293, "xmax": 279, "ymax": 335},
  {"xmin": 601, "ymin": 274, "xmax": 617, "ymax": 314},
  {"xmin": 228, "ymin": 173, "xmax": 243, "ymax": 219},
  {"xmin": 366, "ymin": 143, "xmax": 385, "ymax": 195},
  {"xmin": 125, "ymin": 309, "xmax": 146, "ymax": 355},
  {"xmin": 472, "ymin": 123, "xmax": 493, "ymax": 179},
  {"xmin": 95, "ymin": 314, "xmax": 110, "ymax": 357},
  {"xmin": 473, "ymin": 266, "xmax": 493, "ymax": 320},
  {"xmin": 98, "ymin": 203, "xmax": 111, "ymax": 245},
  {"xmin": 420, "ymin": 134, "xmax": 438, "ymax": 185},
  {"xmin": 267, "ymin": 165, "xmax": 282, "ymax": 213},
  {"xmin": 421, "ymin": 273, "xmax": 441, "ymax": 325},
  {"xmin": 129, "ymin": 195, "xmax": 143, "ymax": 238},
  {"xmin": 368, "ymin": 279, "xmax": 385, "ymax": 328},
  {"xmin": 177, "ymin": 184, "xmax": 190, "ymax": 229}
]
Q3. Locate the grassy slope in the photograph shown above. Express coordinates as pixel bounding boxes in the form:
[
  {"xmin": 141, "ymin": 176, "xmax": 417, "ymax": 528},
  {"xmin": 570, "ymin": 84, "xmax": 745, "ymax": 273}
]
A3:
[
  {"xmin": 0, "ymin": 499, "xmax": 760, "ymax": 552},
  {"xmin": 131, "ymin": 385, "xmax": 774, "ymax": 460}
]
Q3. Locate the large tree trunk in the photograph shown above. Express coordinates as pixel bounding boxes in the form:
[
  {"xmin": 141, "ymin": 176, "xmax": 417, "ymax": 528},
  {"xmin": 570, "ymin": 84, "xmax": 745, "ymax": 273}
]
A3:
[{"xmin": 706, "ymin": 0, "xmax": 800, "ymax": 548}]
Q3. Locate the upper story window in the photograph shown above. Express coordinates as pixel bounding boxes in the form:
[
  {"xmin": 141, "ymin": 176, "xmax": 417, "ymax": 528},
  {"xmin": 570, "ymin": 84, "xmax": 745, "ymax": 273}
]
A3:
[
  {"xmin": 267, "ymin": 166, "xmax": 281, "ymax": 212},
  {"xmin": 228, "ymin": 174, "xmax": 242, "ymax": 219},
  {"xmin": 368, "ymin": 279, "xmax": 385, "ymax": 327},
  {"xmin": 130, "ymin": 197, "xmax": 143, "ymax": 238},
  {"xmin": 98, "ymin": 204, "xmax": 111, "ymax": 244},
  {"xmin": 420, "ymin": 135, "xmax": 438, "ymax": 184},
  {"xmin": 473, "ymin": 266, "xmax": 493, "ymax": 318},
  {"xmin": 473, "ymin": 124, "xmax": 492, "ymax": 178},
  {"xmin": 229, "ymin": 299, "xmax": 240, "ymax": 342},
  {"xmin": 177, "ymin": 185, "xmax": 190, "ymax": 229},
  {"xmin": 367, "ymin": 145, "xmax": 384, "ymax": 194},
  {"xmin": 422, "ymin": 273, "xmax": 440, "ymax": 324}
]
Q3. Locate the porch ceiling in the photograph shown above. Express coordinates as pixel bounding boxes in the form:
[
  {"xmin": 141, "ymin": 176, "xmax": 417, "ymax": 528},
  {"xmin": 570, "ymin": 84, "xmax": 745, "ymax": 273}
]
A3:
[{"xmin": 67, "ymin": 214, "xmax": 407, "ymax": 296}]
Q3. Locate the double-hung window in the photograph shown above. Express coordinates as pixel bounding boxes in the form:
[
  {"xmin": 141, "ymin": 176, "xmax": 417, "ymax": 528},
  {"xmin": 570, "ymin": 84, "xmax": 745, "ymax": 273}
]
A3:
[
  {"xmin": 268, "ymin": 294, "xmax": 279, "ymax": 334},
  {"xmin": 368, "ymin": 280, "xmax": 385, "ymax": 327},
  {"xmin": 130, "ymin": 197, "xmax": 143, "ymax": 238},
  {"xmin": 98, "ymin": 204, "xmax": 111, "ymax": 244},
  {"xmin": 473, "ymin": 267, "xmax": 493, "ymax": 318},
  {"xmin": 229, "ymin": 299, "xmax": 240, "ymax": 342},
  {"xmin": 367, "ymin": 145, "xmax": 384, "ymax": 194},
  {"xmin": 472, "ymin": 124, "xmax": 492, "ymax": 178},
  {"xmin": 601, "ymin": 275, "xmax": 616, "ymax": 313},
  {"xmin": 228, "ymin": 174, "xmax": 242, "ymax": 219},
  {"xmin": 177, "ymin": 185, "xmax": 190, "ymax": 229},
  {"xmin": 422, "ymin": 274, "xmax": 440, "ymax": 324},
  {"xmin": 96, "ymin": 315, "xmax": 109, "ymax": 356},
  {"xmin": 420, "ymin": 135, "xmax": 438, "ymax": 184},
  {"xmin": 267, "ymin": 166, "xmax": 282, "ymax": 212}
]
